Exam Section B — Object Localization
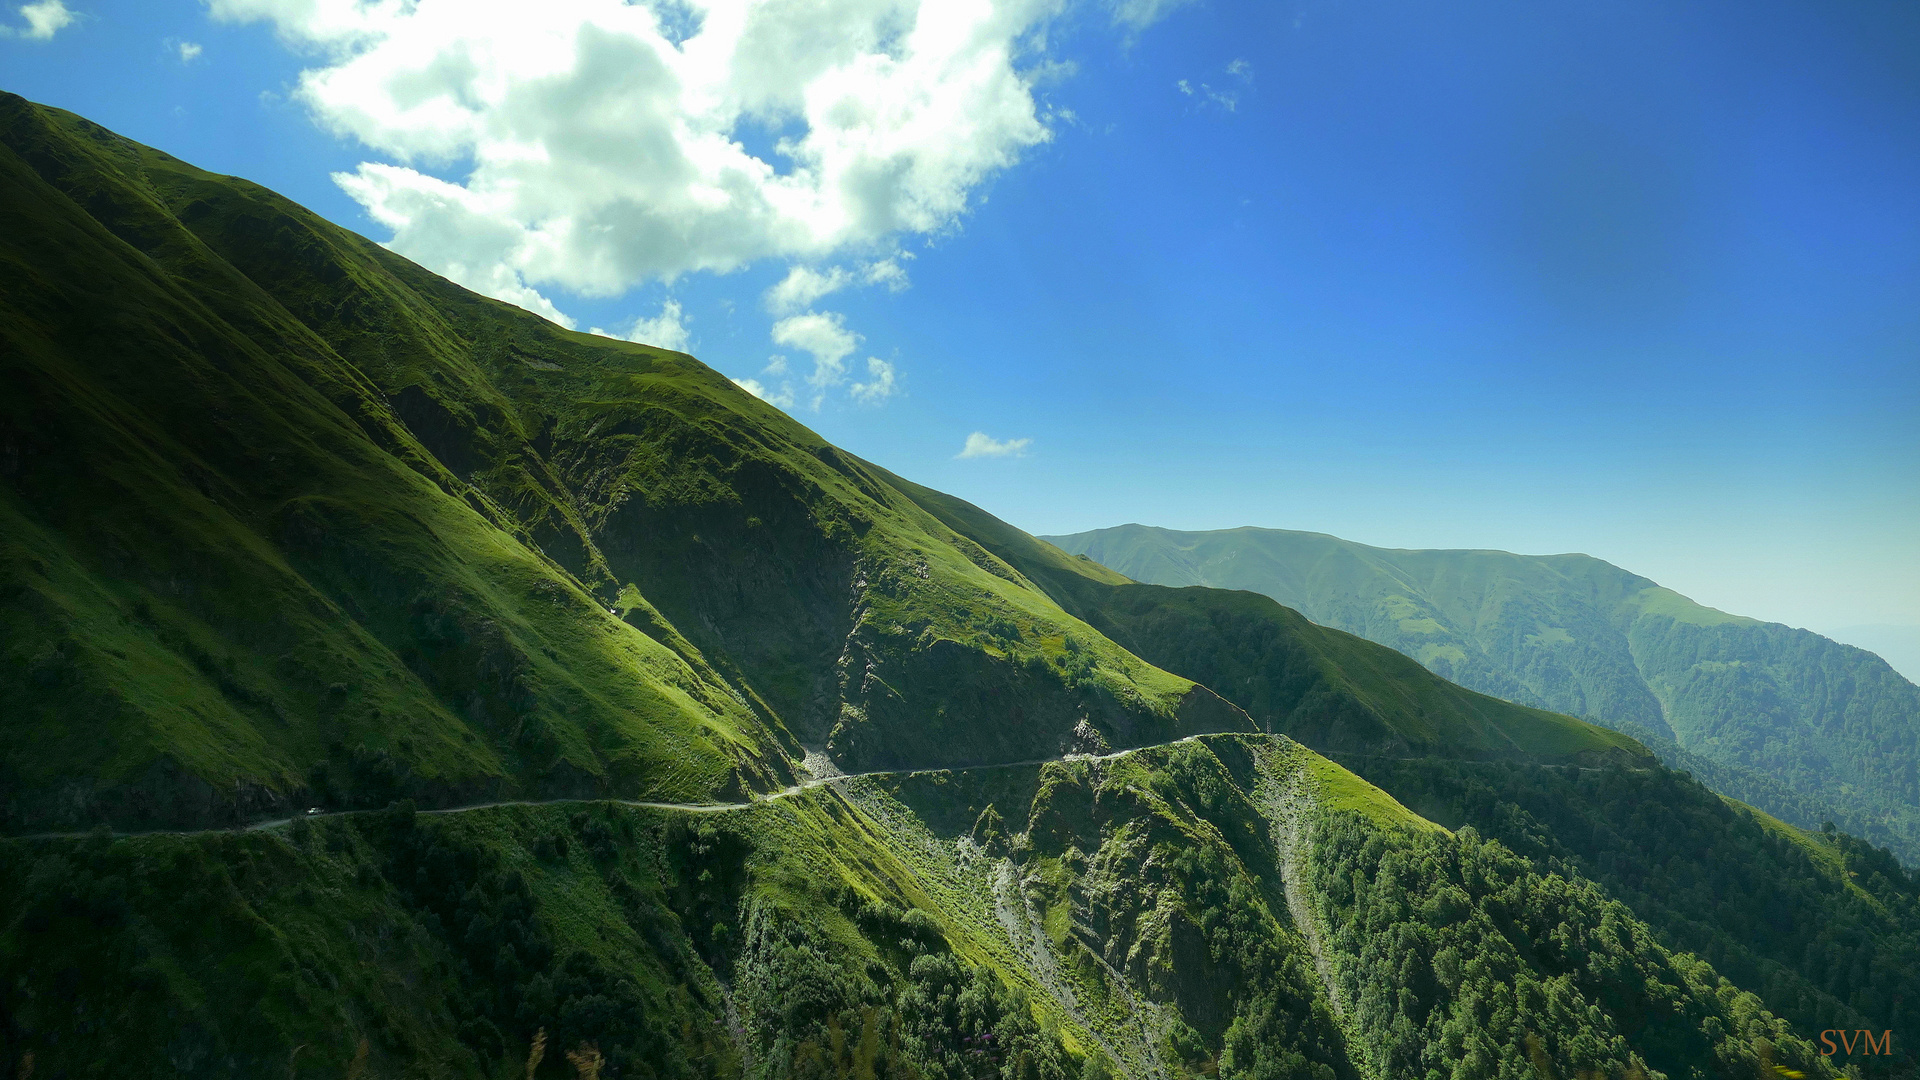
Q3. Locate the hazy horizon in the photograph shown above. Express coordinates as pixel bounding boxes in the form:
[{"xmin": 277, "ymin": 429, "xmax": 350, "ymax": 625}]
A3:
[{"xmin": 1040, "ymin": 520, "xmax": 1920, "ymax": 682}]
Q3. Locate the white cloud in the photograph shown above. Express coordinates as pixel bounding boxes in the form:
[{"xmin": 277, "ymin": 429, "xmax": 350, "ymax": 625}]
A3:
[
  {"xmin": 738, "ymin": 353, "xmax": 799, "ymax": 407},
  {"xmin": 850, "ymin": 357, "xmax": 896, "ymax": 403},
  {"xmin": 733, "ymin": 377, "xmax": 795, "ymax": 410},
  {"xmin": 764, "ymin": 256, "xmax": 912, "ymax": 314},
  {"xmin": 770, "ymin": 309, "xmax": 861, "ymax": 399},
  {"xmin": 765, "ymin": 256, "xmax": 912, "ymax": 314},
  {"xmin": 956, "ymin": 431, "xmax": 1030, "ymax": 458},
  {"xmin": 766, "ymin": 265, "xmax": 850, "ymax": 314},
  {"xmin": 863, "ymin": 256, "xmax": 911, "ymax": 291},
  {"xmin": 1108, "ymin": 0, "xmax": 1193, "ymax": 33},
  {"xmin": 1177, "ymin": 62, "xmax": 1250, "ymax": 112},
  {"xmin": 4, "ymin": 0, "xmax": 76, "ymax": 40},
  {"xmin": 207, "ymin": 0, "xmax": 1059, "ymax": 326},
  {"xmin": 177, "ymin": 39, "xmax": 204, "ymax": 62},
  {"xmin": 730, "ymin": 353, "xmax": 798, "ymax": 408},
  {"xmin": 334, "ymin": 162, "xmax": 579, "ymax": 326},
  {"xmin": 604, "ymin": 298, "xmax": 691, "ymax": 351}
]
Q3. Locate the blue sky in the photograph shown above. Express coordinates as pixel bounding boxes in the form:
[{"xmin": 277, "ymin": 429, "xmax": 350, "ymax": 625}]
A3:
[{"xmin": 4, "ymin": 0, "xmax": 1916, "ymax": 637}]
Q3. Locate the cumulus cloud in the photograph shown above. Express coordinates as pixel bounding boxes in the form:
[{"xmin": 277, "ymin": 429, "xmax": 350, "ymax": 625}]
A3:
[
  {"xmin": 733, "ymin": 377, "xmax": 795, "ymax": 410},
  {"xmin": 766, "ymin": 265, "xmax": 851, "ymax": 314},
  {"xmin": 736, "ymin": 318, "xmax": 893, "ymax": 408},
  {"xmin": 764, "ymin": 256, "xmax": 912, "ymax": 314},
  {"xmin": 207, "ymin": 0, "xmax": 1060, "ymax": 328},
  {"xmin": 850, "ymin": 357, "xmax": 896, "ymax": 403},
  {"xmin": 598, "ymin": 298, "xmax": 691, "ymax": 351},
  {"xmin": 733, "ymin": 354, "xmax": 797, "ymax": 408},
  {"xmin": 3, "ymin": 0, "xmax": 76, "ymax": 40},
  {"xmin": 956, "ymin": 431, "xmax": 1030, "ymax": 458},
  {"xmin": 770, "ymin": 309, "xmax": 862, "ymax": 405},
  {"xmin": 863, "ymin": 256, "xmax": 911, "ymax": 291},
  {"xmin": 177, "ymin": 40, "xmax": 204, "ymax": 61}
]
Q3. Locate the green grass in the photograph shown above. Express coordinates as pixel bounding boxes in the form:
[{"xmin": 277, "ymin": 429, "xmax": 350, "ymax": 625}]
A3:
[
  {"xmin": 1622, "ymin": 585, "xmax": 1758, "ymax": 628},
  {"xmin": 1301, "ymin": 752, "xmax": 1446, "ymax": 834},
  {"xmin": 3, "ymin": 731, "xmax": 1878, "ymax": 1078},
  {"xmin": 0, "ymin": 91, "xmax": 1239, "ymax": 832},
  {"xmin": 0, "ymin": 95, "xmax": 798, "ymax": 828}
]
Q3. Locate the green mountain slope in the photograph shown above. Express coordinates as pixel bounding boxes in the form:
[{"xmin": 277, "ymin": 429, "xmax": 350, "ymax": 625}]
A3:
[
  {"xmin": 3, "ymin": 95, "xmax": 1914, "ymax": 1079},
  {"xmin": 1, "ymin": 734, "xmax": 1863, "ymax": 1079},
  {"xmin": 1048, "ymin": 524, "xmax": 1920, "ymax": 863},
  {"xmin": 0, "ymin": 101, "xmax": 783, "ymax": 824},
  {"xmin": 899, "ymin": 493, "xmax": 1920, "ymax": 1071},
  {"xmin": 1830, "ymin": 624, "xmax": 1920, "ymax": 684},
  {"xmin": 876, "ymin": 475, "xmax": 1645, "ymax": 766},
  {"xmin": 1337, "ymin": 752, "xmax": 1920, "ymax": 1063},
  {"xmin": 0, "ymin": 92, "xmax": 1250, "ymax": 833}
]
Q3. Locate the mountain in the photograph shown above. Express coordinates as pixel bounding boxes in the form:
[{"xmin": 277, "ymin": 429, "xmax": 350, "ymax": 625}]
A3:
[
  {"xmin": 1047, "ymin": 524, "xmax": 1920, "ymax": 865},
  {"xmin": 0, "ymin": 90, "xmax": 1266, "ymax": 836},
  {"xmin": 3, "ymin": 94, "xmax": 1916, "ymax": 1079},
  {"xmin": 874, "ymin": 476, "xmax": 1647, "ymax": 768},
  {"xmin": 1829, "ymin": 625, "xmax": 1920, "ymax": 685}
]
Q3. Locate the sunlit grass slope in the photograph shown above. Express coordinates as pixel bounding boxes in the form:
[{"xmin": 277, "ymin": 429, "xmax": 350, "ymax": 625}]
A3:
[
  {"xmin": 0, "ymin": 94, "xmax": 1246, "ymax": 832},
  {"xmin": 0, "ymin": 96, "xmax": 791, "ymax": 828}
]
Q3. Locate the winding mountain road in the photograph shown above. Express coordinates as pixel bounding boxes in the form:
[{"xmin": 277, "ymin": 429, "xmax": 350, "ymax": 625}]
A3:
[{"xmin": 6, "ymin": 736, "xmax": 1213, "ymax": 842}]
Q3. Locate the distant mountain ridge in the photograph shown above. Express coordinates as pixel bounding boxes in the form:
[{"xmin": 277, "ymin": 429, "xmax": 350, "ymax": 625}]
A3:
[
  {"xmin": 1830, "ymin": 623, "xmax": 1920, "ymax": 684},
  {"xmin": 1047, "ymin": 523, "xmax": 1920, "ymax": 863}
]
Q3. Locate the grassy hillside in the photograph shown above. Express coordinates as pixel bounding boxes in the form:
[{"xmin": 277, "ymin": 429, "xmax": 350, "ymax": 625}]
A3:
[
  {"xmin": 1049, "ymin": 524, "xmax": 1920, "ymax": 863},
  {"xmin": 1, "ymin": 735, "xmax": 1857, "ymax": 1079},
  {"xmin": 0, "ymin": 92, "xmax": 1249, "ymax": 833},
  {"xmin": 880, "ymin": 477, "xmax": 1645, "ymax": 765},
  {"xmin": 0, "ymin": 96, "xmax": 789, "ymax": 828}
]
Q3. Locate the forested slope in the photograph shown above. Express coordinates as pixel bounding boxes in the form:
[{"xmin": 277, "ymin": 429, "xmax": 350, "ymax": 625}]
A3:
[
  {"xmin": 899, "ymin": 492, "xmax": 1920, "ymax": 1075},
  {"xmin": 1049, "ymin": 524, "xmax": 1920, "ymax": 864}
]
